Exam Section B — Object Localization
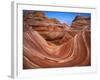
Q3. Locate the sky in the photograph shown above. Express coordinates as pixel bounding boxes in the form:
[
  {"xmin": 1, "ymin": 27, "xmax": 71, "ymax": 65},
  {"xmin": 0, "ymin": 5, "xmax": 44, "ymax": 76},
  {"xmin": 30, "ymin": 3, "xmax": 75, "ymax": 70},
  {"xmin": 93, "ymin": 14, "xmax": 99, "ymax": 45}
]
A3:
[{"xmin": 45, "ymin": 11, "xmax": 91, "ymax": 26}]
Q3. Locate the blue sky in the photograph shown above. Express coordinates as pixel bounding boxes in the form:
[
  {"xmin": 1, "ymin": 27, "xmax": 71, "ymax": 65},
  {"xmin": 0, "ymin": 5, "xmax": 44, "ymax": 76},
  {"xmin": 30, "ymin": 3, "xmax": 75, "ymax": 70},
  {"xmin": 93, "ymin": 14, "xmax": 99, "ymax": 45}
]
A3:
[{"xmin": 45, "ymin": 11, "xmax": 91, "ymax": 26}]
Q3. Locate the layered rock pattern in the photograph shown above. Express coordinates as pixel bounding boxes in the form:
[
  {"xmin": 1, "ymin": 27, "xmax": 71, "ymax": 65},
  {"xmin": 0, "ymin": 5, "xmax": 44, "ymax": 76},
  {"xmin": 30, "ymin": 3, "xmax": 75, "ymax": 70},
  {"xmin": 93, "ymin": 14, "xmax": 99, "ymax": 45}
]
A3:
[{"xmin": 23, "ymin": 11, "xmax": 91, "ymax": 69}]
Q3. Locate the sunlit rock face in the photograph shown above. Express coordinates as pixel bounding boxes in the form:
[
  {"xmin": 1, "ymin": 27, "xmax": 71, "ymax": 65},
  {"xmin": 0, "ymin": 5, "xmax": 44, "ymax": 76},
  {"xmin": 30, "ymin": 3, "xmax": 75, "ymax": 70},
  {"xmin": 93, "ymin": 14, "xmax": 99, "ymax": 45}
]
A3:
[{"xmin": 23, "ymin": 11, "xmax": 91, "ymax": 69}]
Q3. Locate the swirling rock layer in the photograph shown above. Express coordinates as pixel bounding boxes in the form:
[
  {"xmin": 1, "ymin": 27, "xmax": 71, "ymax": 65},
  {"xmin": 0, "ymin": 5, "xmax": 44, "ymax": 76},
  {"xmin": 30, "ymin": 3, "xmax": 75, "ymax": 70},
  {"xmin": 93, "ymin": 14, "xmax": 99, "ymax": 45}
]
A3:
[{"xmin": 23, "ymin": 11, "xmax": 91, "ymax": 69}]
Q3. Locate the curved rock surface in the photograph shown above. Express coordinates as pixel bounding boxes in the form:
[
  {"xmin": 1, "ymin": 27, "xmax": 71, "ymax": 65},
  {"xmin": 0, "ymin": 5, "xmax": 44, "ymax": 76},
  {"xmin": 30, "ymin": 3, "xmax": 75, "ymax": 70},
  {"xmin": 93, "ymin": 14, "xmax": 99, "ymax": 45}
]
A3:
[{"xmin": 23, "ymin": 11, "xmax": 91, "ymax": 69}]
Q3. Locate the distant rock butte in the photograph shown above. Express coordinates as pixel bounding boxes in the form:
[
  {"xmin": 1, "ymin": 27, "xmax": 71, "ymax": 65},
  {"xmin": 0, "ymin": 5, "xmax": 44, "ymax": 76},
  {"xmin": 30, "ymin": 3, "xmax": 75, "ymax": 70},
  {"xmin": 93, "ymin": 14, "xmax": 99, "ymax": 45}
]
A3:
[
  {"xmin": 71, "ymin": 16, "xmax": 91, "ymax": 30},
  {"xmin": 23, "ymin": 11, "xmax": 91, "ymax": 69}
]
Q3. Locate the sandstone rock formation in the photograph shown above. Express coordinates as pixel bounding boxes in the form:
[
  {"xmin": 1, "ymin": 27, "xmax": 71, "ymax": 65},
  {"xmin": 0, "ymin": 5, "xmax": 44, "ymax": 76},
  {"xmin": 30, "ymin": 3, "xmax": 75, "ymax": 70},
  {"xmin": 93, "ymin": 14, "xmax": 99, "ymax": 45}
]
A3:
[
  {"xmin": 23, "ymin": 11, "xmax": 91, "ymax": 69},
  {"xmin": 71, "ymin": 16, "xmax": 91, "ymax": 30}
]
